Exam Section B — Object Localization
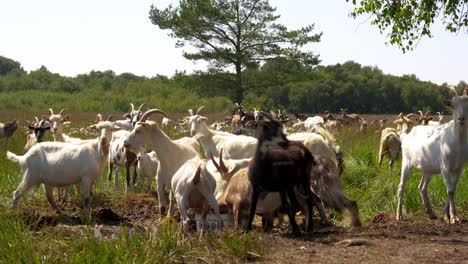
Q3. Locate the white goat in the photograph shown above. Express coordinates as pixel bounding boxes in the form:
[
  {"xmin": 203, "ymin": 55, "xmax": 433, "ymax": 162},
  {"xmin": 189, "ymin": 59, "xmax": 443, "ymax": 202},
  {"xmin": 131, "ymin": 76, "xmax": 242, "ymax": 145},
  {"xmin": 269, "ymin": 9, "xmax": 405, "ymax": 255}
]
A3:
[
  {"xmin": 304, "ymin": 116, "xmax": 325, "ymax": 132},
  {"xmin": 288, "ymin": 129, "xmax": 342, "ymax": 163},
  {"xmin": 44, "ymin": 108, "xmax": 91, "ymax": 144},
  {"xmin": 114, "ymin": 103, "xmax": 145, "ymax": 130},
  {"xmin": 292, "ymin": 121, "xmax": 306, "ymax": 131},
  {"xmin": 108, "ymin": 130, "xmax": 131, "ymax": 188},
  {"xmin": 428, "ymin": 112, "xmax": 445, "ymax": 126},
  {"xmin": 396, "ymin": 86, "xmax": 468, "ymax": 224},
  {"xmin": 378, "ymin": 127, "xmax": 401, "ymax": 168},
  {"xmin": 188, "ymin": 113, "xmax": 257, "ymax": 159},
  {"xmin": 161, "ymin": 117, "xmax": 174, "ymax": 129},
  {"xmin": 123, "ymin": 109, "xmax": 200, "ymax": 216},
  {"xmin": 169, "ymin": 157, "xmax": 223, "ymax": 233},
  {"xmin": 136, "ymin": 151, "xmax": 159, "ymax": 193},
  {"xmin": 7, "ymin": 116, "xmax": 118, "ymax": 214},
  {"xmin": 175, "ymin": 137, "xmax": 200, "ymax": 152},
  {"xmin": 113, "ymin": 118, "xmax": 133, "ymax": 131}
]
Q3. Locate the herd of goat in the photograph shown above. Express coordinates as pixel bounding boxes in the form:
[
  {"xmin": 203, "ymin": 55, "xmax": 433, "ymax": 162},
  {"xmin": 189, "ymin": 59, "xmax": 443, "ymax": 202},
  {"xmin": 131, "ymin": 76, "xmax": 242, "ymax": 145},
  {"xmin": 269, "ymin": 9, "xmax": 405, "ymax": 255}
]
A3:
[{"xmin": 0, "ymin": 85, "xmax": 467, "ymax": 235}]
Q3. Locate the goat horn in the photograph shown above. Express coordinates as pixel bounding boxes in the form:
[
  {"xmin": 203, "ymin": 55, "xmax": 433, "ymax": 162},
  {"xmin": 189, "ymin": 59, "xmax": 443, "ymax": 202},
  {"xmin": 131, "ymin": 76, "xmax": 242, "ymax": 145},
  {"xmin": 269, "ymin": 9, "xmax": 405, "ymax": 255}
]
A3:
[
  {"xmin": 107, "ymin": 114, "xmax": 114, "ymax": 121},
  {"xmin": 418, "ymin": 110, "xmax": 423, "ymax": 117},
  {"xmin": 188, "ymin": 109, "xmax": 194, "ymax": 116},
  {"xmin": 269, "ymin": 110, "xmax": 278, "ymax": 119},
  {"xmin": 196, "ymin": 105, "xmax": 205, "ymax": 115},
  {"xmin": 139, "ymin": 109, "xmax": 168, "ymax": 122},
  {"xmin": 210, "ymin": 152, "xmax": 222, "ymax": 174},
  {"xmin": 405, "ymin": 113, "xmax": 418, "ymax": 119},
  {"xmin": 34, "ymin": 116, "xmax": 39, "ymax": 124},
  {"xmin": 59, "ymin": 108, "xmax": 66, "ymax": 115},
  {"xmin": 218, "ymin": 149, "xmax": 228, "ymax": 173},
  {"xmin": 49, "ymin": 108, "xmax": 54, "ymax": 115},
  {"xmin": 437, "ymin": 112, "xmax": 441, "ymax": 115},
  {"xmin": 448, "ymin": 85, "xmax": 458, "ymax": 97},
  {"xmin": 424, "ymin": 110, "xmax": 432, "ymax": 117},
  {"xmin": 130, "ymin": 103, "xmax": 135, "ymax": 112},
  {"xmin": 138, "ymin": 103, "xmax": 145, "ymax": 112}
]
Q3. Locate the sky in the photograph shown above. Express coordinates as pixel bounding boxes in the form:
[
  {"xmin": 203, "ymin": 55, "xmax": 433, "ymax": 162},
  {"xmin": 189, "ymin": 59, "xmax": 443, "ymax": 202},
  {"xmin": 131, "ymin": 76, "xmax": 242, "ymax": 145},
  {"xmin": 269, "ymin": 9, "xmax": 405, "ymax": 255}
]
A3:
[{"xmin": 1, "ymin": 0, "xmax": 467, "ymax": 85}]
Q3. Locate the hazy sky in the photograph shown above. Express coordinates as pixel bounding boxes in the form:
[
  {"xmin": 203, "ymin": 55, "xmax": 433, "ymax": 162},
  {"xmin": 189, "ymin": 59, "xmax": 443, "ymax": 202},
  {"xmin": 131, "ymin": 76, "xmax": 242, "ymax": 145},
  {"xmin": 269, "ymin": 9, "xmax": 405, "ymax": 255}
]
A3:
[{"xmin": 1, "ymin": 0, "xmax": 467, "ymax": 85}]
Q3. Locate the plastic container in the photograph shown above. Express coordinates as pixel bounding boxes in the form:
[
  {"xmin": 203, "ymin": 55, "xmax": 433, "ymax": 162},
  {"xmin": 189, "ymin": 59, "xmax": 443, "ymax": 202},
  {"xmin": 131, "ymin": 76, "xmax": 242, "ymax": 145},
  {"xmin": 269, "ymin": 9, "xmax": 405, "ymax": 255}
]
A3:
[{"xmin": 195, "ymin": 213, "xmax": 233, "ymax": 233}]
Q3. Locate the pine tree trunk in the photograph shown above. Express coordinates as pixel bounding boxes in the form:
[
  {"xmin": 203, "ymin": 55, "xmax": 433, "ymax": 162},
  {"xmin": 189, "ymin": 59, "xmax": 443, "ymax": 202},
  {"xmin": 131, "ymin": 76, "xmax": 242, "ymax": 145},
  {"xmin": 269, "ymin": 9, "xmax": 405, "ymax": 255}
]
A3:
[{"xmin": 235, "ymin": 63, "xmax": 243, "ymax": 103}]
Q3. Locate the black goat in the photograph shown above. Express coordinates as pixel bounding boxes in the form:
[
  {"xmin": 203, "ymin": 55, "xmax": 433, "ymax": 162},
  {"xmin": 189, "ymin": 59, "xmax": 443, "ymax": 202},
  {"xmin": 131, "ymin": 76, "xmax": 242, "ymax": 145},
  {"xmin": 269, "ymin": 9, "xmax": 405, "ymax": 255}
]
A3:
[
  {"xmin": 246, "ymin": 115, "xmax": 317, "ymax": 235},
  {"xmin": 1, "ymin": 120, "xmax": 18, "ymax": 146}
]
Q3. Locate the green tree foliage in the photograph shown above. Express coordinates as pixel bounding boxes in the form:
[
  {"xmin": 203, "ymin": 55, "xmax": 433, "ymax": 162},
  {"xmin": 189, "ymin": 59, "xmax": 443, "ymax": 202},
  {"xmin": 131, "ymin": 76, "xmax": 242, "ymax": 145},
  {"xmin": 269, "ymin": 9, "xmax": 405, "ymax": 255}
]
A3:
[
  {"xmin": 348, "ymin": 0, "xmax": 468, "ymax": 52},
  {"xmin": 0, "ymin": 56, "xmax": 454, "ymax": 114},
  {"xmin": 149, "ymin": 0, "xmax": 321, "ymax": 102},
  {"xmin": 0, "ymin": 56, "xmax": 25, "ymax": 76}
]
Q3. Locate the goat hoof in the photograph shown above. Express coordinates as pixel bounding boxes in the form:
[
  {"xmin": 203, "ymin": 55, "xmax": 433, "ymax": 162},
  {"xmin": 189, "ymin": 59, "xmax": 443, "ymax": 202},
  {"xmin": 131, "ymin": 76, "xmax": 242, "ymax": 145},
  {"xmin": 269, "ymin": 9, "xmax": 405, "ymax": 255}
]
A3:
[
  {"xmin": 395, "ymin": 214, "xmax": 403, "ymax": 222},
  {"xmin": 443, "ymin": 216, "xmax": 450, "ymax": 224},
  {"xmin": 450, "ymin": 217, "xmax": 461, "ymax": 225}
]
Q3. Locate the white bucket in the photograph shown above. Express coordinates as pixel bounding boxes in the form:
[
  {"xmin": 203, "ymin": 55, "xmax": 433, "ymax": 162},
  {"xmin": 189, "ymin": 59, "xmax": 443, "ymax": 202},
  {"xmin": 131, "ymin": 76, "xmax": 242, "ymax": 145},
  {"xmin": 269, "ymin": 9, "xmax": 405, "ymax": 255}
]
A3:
[{"xmin": 194, "ymin": 213, "xmax": 233, "ymax": 233}]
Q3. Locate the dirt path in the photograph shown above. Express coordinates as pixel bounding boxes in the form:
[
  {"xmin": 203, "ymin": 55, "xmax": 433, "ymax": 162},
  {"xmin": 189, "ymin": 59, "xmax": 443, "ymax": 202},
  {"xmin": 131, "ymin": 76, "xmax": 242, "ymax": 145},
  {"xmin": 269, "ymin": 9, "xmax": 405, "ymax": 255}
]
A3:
[{"xmin": 263, "ymin": 216, "xmax": 468, "ymax": 264}]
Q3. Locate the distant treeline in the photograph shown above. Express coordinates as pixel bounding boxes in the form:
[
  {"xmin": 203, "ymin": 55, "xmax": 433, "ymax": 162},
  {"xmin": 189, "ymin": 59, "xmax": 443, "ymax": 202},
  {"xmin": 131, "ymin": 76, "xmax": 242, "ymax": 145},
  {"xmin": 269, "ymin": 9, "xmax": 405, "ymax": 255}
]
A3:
[{"xmin": 0, "ymin": 56, "xmax": 463, "ymax": 114}]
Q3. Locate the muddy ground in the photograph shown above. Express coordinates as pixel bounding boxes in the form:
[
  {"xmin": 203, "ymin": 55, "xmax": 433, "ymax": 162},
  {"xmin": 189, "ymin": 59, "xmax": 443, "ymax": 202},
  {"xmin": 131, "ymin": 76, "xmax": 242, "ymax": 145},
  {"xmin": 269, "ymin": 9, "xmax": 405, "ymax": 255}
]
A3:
[{"xmin": 19, "ymin": 193, "xmax": 468, "ymax": 264}]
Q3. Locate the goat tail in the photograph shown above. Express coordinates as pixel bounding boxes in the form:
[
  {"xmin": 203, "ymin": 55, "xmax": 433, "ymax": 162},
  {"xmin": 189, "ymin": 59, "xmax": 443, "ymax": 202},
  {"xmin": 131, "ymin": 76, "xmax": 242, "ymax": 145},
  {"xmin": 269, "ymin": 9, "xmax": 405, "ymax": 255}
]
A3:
[{"xmin": 6, "ymin": 151, "xmax": 23, "ymax": 164}]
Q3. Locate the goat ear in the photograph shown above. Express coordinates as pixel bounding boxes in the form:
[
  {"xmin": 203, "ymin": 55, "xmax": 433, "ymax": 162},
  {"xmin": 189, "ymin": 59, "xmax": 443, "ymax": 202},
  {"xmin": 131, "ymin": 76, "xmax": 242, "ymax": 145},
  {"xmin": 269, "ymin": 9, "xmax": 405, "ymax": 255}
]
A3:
[
  {"xmin": 28, "ymin": 126, "xmax": 35, "ymax": 130},
  {"xmin": 87, "ymin": 125, "xmax": 97, "ymax": 130},
  {"xmin": 428, "ymin": 117, "xmax": 433, "ymax": 120},
  {"xmin": 62, "ymin": 114, "xmax": 71, "ymax": 122},
  {"xmin": 200, "ymin": 116, "xmax": 208, "ymax": 122},
  {"xmin": 112, "ymin": 125, "xmax": 121, "ymax": 131},
  {"xmin": 42, "ymin": 115, "xmax": 50, "ymax": 121},
  {"xmin": 123, "ymin": 113, "xmax": 131, "ymax": 119},
  {"xmin": 443, "ymin": 100, "xmax": 452, "ymax": 108}
]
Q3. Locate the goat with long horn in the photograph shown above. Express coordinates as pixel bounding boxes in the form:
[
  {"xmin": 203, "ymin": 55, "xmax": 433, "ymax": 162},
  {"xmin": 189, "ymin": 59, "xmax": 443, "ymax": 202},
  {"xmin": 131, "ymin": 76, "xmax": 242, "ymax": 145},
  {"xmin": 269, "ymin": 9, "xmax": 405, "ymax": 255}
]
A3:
[{"xmin": 123, "ymin": 108, "xmax": 199, "ymax": 218}]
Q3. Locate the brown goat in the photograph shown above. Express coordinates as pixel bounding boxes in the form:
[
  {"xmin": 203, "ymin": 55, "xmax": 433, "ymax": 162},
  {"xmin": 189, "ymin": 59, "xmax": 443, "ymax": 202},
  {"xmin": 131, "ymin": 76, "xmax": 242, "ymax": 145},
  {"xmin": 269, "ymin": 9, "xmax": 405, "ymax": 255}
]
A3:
[
  {"xmin": 231, "ymin": 114, "xmax": 242, "ymax": 128},
  {"xmin": 219, "ymin": 168, "xmax": 282, "ymax": 231},
  {"xmin": 246, "ymin": 116, "xmax": 318, "ymax": 235},
  {"xmin": 416, "ymin": 110, "xmax": 433, "ymax": 125}
]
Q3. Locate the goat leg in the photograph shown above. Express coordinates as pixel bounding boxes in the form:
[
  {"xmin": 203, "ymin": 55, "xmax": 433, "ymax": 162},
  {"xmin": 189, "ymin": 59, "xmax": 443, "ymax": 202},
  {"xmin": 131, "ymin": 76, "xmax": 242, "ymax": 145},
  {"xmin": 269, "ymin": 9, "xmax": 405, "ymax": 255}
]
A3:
[
  {"xmin": 108, "ymin": 162, "xmax": 114, "ymax": 182},
  {"xmin": 125, "ymin": 162, "xmax": 133, "ymax": 192},
  {"xmin": 245, "ymin": 188, "xmax": 260, "ymax": 232},
  {"xmin": 285, "ymin": 189, "xmax": 301, "ymax": 236},
  {"xmin": 45, "ymin": 185, "xmax": 59, "ymax": 211}
]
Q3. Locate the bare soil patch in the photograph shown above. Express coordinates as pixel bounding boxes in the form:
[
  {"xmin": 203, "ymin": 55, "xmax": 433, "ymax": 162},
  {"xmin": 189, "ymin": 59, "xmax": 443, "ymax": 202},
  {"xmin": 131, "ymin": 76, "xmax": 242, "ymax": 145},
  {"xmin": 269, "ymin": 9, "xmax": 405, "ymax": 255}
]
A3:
[{"xmin": 18, "ymin": 197, "xmax": 468, "ymax": 264}]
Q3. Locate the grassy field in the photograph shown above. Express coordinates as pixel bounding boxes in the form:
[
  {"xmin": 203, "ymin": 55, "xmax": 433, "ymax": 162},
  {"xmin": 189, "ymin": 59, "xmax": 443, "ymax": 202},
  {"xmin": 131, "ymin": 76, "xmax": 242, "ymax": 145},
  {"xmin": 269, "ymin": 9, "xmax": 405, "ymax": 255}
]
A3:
[{"xmin": 0, "ymin": 111, "xmax": 467, "ymax": 263}]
